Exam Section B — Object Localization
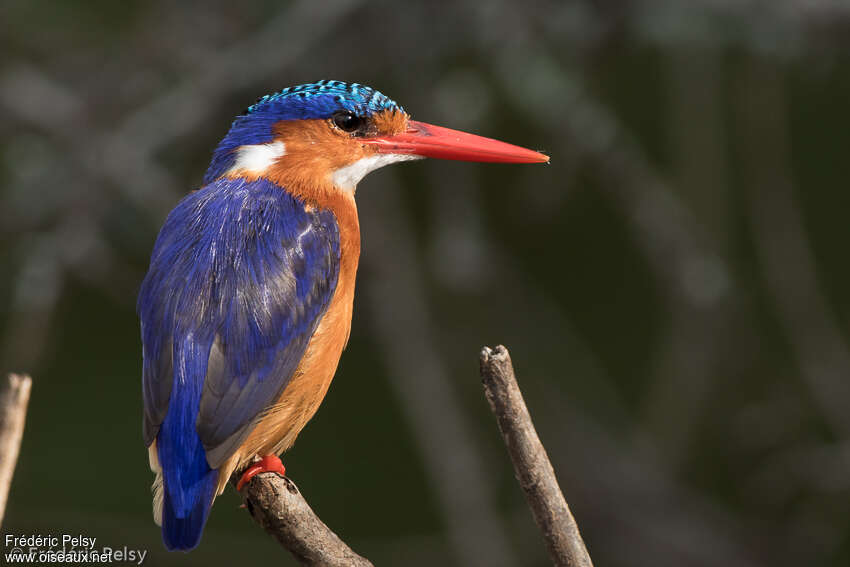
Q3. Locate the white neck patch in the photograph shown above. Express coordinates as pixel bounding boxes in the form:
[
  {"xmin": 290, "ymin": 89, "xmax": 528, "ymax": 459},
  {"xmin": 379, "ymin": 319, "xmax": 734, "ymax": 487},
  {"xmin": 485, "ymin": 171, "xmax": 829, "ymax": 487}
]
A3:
[
  {"xmin": 331, "ymin": 153, "xmax": 422, "ymax": 192},
  {"xmin": 227, "ymin": 141, "xmax": 286, "ymax": 175}
]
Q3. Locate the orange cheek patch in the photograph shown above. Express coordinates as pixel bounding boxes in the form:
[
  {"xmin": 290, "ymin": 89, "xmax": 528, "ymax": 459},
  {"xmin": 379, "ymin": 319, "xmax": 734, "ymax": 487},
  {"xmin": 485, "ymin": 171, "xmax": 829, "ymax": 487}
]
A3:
[
  {"xmin": 262, "ymin": 119, "xmax": 374, "ymax": 206},
  {"xmin": 273, "ymin": 119, "xmax": 366, "ymax": 168},
  {"xmin": 257, "ymin": 112, "xmax": 409, "ymax": 207}
]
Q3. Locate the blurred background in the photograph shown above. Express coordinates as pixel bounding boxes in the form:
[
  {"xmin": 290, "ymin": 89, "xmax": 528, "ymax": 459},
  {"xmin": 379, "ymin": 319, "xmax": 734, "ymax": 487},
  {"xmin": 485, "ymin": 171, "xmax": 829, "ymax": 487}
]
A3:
[{"xmin": 2, "ymin": 1, "xmax": 850, "ymax": 565}]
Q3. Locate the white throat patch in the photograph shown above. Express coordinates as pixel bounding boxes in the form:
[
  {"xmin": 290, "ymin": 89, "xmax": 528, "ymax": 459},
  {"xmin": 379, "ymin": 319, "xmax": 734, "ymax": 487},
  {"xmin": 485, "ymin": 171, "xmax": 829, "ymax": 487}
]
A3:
[
  {"xmin": 331, "ymin": 153, "xmax": 422, "ymax": 192},
  {"xmin": 227, "ymin": 141, "xmax": 287, "ymax": 175}
]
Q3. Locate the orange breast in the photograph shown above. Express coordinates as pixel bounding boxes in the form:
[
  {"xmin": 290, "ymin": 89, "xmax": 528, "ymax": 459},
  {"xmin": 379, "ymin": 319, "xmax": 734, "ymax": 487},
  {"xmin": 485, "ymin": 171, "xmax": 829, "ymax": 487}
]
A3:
[{"xmin": 215, "ymin": 190, "xmax": 360, "ymax": 493}]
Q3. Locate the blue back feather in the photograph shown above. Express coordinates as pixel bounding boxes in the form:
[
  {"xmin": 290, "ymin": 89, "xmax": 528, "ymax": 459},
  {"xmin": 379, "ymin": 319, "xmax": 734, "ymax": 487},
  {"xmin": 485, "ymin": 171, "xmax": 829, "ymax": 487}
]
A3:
[
  {"xmin": 138, "ymin": 177, "xmax": 340, "ymax": 550},
  {"xmin": 204, "ymin": 79, "xmax": 403, "ymax": 183}
]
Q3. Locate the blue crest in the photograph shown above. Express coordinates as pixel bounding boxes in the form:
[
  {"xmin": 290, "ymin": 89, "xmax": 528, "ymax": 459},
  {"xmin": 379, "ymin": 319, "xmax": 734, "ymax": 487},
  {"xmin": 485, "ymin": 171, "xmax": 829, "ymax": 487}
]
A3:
[
  {"xmin": 246, "ymin": 79, "xmax": 403, "ymax": 117},
  {"xmin": 204, "ymin": 80, "xmax": 403, "ymax": 183}
]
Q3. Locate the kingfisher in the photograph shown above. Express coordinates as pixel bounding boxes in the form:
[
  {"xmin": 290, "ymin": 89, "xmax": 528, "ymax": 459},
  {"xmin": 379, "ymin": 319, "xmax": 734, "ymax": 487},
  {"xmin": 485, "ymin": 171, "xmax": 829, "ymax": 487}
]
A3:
[{"xmin": 138, "ymin": 80, "xmax": 548, "ymax": 551}]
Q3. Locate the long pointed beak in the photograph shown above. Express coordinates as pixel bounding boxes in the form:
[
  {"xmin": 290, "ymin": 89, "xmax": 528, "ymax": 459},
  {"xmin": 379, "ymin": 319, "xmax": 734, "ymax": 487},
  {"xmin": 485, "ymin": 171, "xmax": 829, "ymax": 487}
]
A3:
[{"xmin": 361, "ymin": 120, "xmax": 549, "ymax": 164}]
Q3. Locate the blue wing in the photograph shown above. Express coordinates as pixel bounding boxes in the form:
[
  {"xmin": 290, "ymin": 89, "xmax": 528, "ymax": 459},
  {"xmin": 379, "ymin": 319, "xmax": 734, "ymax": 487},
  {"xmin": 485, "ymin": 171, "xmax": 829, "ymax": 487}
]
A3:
[{"xmin": 139, "ymin": 177, "xmax": 340, "ymax": 467}]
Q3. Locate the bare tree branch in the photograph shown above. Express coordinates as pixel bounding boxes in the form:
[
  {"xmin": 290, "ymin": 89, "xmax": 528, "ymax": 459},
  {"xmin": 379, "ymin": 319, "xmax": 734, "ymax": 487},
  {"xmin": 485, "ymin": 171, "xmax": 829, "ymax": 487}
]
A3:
[
  {"xmin": 230, "ymin": 343, "xmax": 587, "ymax": 567},
  {"xmin": 231, "ymin": 472, "xmax": 373, "ymax": 567},
  {"xmin": 480, "ymin": 346, "xmax": 593, "ymax": 567},
  {"xmin": 0, "ymin": 373, "xmax": 31, "ymax": 527}
]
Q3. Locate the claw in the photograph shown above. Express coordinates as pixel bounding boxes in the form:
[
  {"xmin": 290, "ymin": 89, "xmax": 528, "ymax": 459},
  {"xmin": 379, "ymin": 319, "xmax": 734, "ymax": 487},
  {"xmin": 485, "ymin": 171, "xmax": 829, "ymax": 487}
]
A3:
[{"xmin": 236, "ymin": 454, "xmax": 286, "ymax": 491}]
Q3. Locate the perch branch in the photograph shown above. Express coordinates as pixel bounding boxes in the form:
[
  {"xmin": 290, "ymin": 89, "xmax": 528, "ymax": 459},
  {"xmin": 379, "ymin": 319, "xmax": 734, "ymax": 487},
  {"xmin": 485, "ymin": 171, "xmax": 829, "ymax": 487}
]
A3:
[
  {"xmin": 0, "ymin": 373, "xmax": 32, "ymax": 527},
  {"xmin": 480, "ymin": 346, "xmax": 593, "ymax": 567},
  {"xmin": 230, "ymin": 472, "xmax": 373, "ymax": 567}
]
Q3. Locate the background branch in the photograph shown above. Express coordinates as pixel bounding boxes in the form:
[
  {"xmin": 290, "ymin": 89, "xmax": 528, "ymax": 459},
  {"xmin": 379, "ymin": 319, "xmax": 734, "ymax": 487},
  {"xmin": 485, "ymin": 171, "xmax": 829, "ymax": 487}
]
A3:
[
  {"xmin": 480, "ymin": 346, "xmax": 593, "ymax": 567},
  {"xmin": 230, "ymin": 472, "xmax": 373, "ymax": 567},
  {"xmin": 0, "ymin": 373, "xmax": 31, "ymax": 527}
]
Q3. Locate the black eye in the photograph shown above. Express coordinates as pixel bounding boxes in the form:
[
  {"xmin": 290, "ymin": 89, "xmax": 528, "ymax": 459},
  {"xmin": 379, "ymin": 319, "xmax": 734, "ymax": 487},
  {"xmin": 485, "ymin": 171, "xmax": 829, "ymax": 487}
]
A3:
[{"xmin": 332, "ymin": 110, "xmax": 363, "ymax": 133}]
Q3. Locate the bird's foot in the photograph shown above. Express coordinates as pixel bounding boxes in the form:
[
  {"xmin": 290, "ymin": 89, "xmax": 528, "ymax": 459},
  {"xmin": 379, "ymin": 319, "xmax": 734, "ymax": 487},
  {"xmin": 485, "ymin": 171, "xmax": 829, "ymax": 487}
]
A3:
[{"xmin": 236, "ymin": 454, "xmax": 286, "ymax": 491}]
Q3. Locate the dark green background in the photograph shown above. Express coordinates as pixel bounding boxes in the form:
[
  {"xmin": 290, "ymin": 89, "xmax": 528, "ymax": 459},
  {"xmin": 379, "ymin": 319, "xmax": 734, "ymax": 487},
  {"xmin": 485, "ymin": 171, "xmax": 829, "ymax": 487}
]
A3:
[{"xmin": 2, "ymin": 1, "xmax": 850, "ymax": 565}]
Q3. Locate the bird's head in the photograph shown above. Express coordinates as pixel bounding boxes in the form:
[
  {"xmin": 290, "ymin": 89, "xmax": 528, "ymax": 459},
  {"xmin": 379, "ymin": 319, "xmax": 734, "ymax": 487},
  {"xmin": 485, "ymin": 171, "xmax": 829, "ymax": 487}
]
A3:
[{"xmin": 205, "ymin": 80, "xmax": 548, "ymax": 201}]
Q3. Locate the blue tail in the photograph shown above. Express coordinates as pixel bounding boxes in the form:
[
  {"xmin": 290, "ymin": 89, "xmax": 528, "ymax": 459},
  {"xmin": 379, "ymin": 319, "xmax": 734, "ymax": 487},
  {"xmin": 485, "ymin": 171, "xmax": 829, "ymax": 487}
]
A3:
[
  {"xmin": 158, "ymin": 414, "xmax": 219, "ymax": 551},
  {"xmin": 157, "ymin": 336, "xmax": 220, "ymax": 551},
  {"xmin": 161, "ymin": 463, "xmax": 218, "ymax": 551},
  {"xmin": 158, "ymin": 408, "xmax": 220, "ymax": 551}
]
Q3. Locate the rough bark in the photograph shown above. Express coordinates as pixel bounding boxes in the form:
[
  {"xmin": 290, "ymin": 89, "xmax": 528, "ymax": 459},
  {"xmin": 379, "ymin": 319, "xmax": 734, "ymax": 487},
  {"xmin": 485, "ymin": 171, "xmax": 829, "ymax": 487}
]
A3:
[
  {"xmin": 231, "ymin": 472, "xmax": 373, "ymax": 567},
  {"xmin": 480, "ymin": 346, "xmax": 593, "ymax": 567}
]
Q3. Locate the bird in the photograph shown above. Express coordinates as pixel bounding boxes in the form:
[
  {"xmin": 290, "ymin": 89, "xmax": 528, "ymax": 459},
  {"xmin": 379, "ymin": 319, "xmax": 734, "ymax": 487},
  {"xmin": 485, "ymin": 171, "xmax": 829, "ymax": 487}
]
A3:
[{"xmin": 137, "ymin": 79, "xmax": 548, "ymax": 551}]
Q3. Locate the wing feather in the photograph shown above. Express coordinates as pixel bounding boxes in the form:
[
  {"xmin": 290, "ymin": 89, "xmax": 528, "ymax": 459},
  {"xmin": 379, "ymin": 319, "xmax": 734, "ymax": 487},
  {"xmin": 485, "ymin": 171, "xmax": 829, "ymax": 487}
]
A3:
[{"xmin": 139, "ymin": 177, "xmax": 340, "ymax": 468}]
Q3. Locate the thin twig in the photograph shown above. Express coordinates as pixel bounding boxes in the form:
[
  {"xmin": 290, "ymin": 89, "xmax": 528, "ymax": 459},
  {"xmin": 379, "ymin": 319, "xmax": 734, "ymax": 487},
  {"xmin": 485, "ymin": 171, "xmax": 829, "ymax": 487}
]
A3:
[
  {"xmin": 480, "ymin": 346, "xmax": 593, "ymax": 567},
  {"xmin": 231, "ymin": 472, "xmax": 373, "ymax": 567},
  {"xmin": 0, "ymin": 373, "xmax": 32, "ymax": 527}
]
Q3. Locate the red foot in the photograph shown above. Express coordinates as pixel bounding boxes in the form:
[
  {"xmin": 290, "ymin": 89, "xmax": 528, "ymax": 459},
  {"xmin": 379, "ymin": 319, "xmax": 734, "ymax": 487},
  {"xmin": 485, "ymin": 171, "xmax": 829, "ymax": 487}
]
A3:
[{"xmin": 236, "ymin": 455, "xmax": 286, "ymax": 491}]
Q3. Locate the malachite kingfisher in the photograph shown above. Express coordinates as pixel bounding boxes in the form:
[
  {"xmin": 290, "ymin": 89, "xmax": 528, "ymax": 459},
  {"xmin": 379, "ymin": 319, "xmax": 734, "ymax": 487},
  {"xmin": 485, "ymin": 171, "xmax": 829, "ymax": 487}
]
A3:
[{"xmin": 138, "ymin": 80, "xmax": 548, "ymax": 551}]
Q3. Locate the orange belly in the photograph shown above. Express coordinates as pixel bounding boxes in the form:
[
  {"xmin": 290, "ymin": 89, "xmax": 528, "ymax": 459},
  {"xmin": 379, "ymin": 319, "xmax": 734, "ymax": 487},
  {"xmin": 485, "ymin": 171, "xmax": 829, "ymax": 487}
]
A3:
[{"xmin": 215, "ymin": 191, "xmax": 360, "ymax": 494}]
